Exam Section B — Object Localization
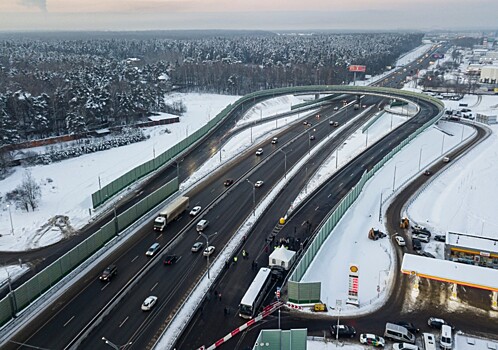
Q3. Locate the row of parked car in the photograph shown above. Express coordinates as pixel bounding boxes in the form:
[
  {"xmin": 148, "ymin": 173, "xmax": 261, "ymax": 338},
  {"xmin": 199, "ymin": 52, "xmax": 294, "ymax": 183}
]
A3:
[{"xmin": 330, "ymin": 318, "xmax": 454, "ymax": 349}]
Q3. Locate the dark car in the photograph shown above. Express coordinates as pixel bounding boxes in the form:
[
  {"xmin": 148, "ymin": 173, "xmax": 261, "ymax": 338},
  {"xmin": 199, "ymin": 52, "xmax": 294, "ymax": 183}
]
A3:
[
  {"xmin": 418, "ymin": 251, "xmax": 436, "ymax": 258},
  {"xmin": 163, "ymin": 255, "xmax": 180, "ymax": 265},
  {"xmin": 434, "ymin": 234, "xmax": 446, "ymax": 242},
  {"xmin": 224, "ymin": 179, "xmax": 234, "ymax": 186},
  {"xmin": 395, "ymin": 321, "xmax": 420, "ymax": 334},
  {"xmin": 412, "ymin": 226, "xmax": 431, "ymax": 236},
  {"xmin": 423, "ymin": 170, "xmax": 432, "ymax": 176},
  {"xmin": 330, "ymin": 324, "xmax": 357, "ymax": 338},
  {"xmin": 310, "ymin": 135, "xmax": 316, "ymax": 140},
  {"xmin": 412, "ymin": 238, "xmax": 422, "ymax": 251},
  {"xmin": 428, "ymin": 317, "xmax": 454, "ymax": 329},
  {"xmin": 99, "ymin": 264, "xmax": 117, "ymax": 281}
]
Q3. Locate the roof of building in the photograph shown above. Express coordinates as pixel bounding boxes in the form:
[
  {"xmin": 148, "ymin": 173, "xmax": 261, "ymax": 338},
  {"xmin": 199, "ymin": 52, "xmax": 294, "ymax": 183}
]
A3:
[
  {"xmin": 401, "ymin": 253, "xmax": 498, "ymax": 291},
  {"xmin": 446, "ymin": 231, "xmax": 498, "ymax": 254},
  {"xmin": 454, "ymin": 332, "xmax": 498, "ymax": 350}
]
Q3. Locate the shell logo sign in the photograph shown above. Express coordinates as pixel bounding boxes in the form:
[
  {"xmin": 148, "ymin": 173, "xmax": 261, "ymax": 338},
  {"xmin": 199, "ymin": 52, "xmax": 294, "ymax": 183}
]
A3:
[{"xmin": 347, "ymin": 263, "xmax": 360, "ymax": 306}]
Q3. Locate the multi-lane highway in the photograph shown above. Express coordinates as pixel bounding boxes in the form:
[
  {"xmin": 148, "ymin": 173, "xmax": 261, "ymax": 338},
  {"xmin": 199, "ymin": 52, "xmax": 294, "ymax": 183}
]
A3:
[{"xmin": 6, "ymin": 44, "xmax": 452, "ymax": 350}]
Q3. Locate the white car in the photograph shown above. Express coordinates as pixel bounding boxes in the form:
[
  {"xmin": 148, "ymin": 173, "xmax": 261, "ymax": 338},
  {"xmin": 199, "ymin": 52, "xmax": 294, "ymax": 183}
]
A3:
[
  {"xmin": 203, "ymin": 246, "xmax": 215, "ymax": 257},
  {"xmin": 255, "ymin": 180, "xmax": 264, "ymax": 188},
  {"xmin": 333, "ymin": 106, "xmax": 339, "ymax": 111},
  {"xmin": 189, "ymin": 206, "xmax": 202, "ymax": 216},
  {"xmin": 360, "ymin": 333, "xmax": 385, "ymax": 347},
  {"xmin": 412, "ymin": 233, "xmax": 430, "ymax": 243},
  {"xmin": 395, "ymin": 236, "xmax": 406, "ymax": 247},
  {"xmin": 255, "ymin": 148, "xmax": 264, "ymax": 156},
  {"xmin": 145, "ymin": 243, "xmax": 160, "ymax": 257},
  {"xmin": 141, "ymin": 296, "xmax": 158, "ymax": 311}
]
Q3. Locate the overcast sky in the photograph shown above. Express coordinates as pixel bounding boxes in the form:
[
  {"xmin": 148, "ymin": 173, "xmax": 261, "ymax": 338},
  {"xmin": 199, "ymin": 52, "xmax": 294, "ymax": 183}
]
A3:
[{"xmin": 0, "ymin": 0, "xmax": 497, "ymax": 32}]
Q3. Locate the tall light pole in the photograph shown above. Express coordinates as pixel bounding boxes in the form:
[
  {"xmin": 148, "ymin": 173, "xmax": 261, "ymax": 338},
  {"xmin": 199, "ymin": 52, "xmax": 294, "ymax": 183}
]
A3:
[
  {"xmin": 246, "ymin": 179, "xmax": 256, "ymax": 216},
  {"xmin": 277, "ymin": 149, "xmax": 288, "ymax": 178},
  {"xmin": 7, "ymin": 205, "xmax": 14, "ymax": 235},
  {"xmin": 101, "ymin": 337, "xmax": 132, "ymax": 350},
  {"xmin": 392, "ymin": 161, "xmax": 404, "ymax": 192},
  {"xmin": 418, "ymin": 144, "xmax": 427, "ymax": 171},
  {"xmin": 199, "ymin": 232, "xmax": 217, "ymax": 279},
  {"xmin": 175, "ymin": 158, "xmax": 184, "ymax": 180},
  {"xmin": 335, "ymin": 148, "xmax": 339, "ymax": 169},
  {"xmin": 378, "ymin": 187, "xmax": 390, "ymax": 223}
]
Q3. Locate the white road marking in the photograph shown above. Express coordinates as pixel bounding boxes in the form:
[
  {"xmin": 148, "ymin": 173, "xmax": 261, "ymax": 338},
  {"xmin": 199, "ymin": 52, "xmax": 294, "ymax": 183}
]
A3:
[
  {"xmin": 156, "ymin": 234, "xmax": 163, "ymax": 240},
  {"xmin": 101, "ymin": 283, "xmax": 109, "ymax": 291},
  {"xmin": 151, "ymin": 282, "xmax": 159, "ymax": 292},
  {"xmin": 119, "ymin": 316, "xmax": 129, "ymax": 328},
  {"xmin": 131, "ymin": 255, "xmax": 139, "ymax": 263},
  {"xmin": 327, "ymin": 194, "xmax": 332, "ymax": 198},
  {"xmin": 63, "ymin": 316, "xmax": 75, "ymax": 327}
]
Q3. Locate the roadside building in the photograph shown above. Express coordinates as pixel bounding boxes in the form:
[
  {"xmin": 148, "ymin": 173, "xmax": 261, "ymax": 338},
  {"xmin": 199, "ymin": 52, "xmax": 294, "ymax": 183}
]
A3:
[
  {"xmin": 444, "ymin": 231, "xmax": 498, "ymax": 269},
  {"xmin": 479, "ymin": 65, "xmax": 498, "ymax": 84}
]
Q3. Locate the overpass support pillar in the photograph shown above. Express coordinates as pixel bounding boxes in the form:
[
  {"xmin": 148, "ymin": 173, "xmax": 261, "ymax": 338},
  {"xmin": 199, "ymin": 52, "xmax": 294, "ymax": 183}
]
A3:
[
  {"xmin": 450, "ymin": 283, "xmax": 458, "ymax": 301},
  {"xmin": 492, "ymin": 291, "xmax": 498, "ymax": 310},
  {"xmin": 314, "ymin": 93, "xmax": 320, "ymax": 100}
]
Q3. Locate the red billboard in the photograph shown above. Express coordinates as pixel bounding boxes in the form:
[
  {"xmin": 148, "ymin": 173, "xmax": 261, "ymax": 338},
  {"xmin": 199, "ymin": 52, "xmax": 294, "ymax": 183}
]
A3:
[{"xmin": 349, "ymin": 65, "xmax": 366, "ymax": 72}]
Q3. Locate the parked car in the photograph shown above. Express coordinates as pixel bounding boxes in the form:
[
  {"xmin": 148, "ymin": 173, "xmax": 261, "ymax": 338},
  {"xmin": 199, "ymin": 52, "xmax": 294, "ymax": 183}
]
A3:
[
  {"xmin": 412, "ymin": 225, "xmax": 431, "ymax": 236},
  {"xmin": 394, "ymin": 321, "xmax": 420, "ymax": 334},
  {"xmin": 189, "ymin": 206, "xmax": 202, "ymax": 216},
  {"xmin": 255, "ymin": 148, "xmax": 264, "ymax": 156},
  {"xmin": 418, "ymin": 251, "xmax": 436, "ymax": 258},
  {"xmin": 141, "ymin": 296, "xmax": 158, "ymax": 311},
  {"xmin": 255, "ymin": 180, "xmax": 264, "ymax": 188},
  {"xmin": 271, "ymin": 137, "xmax": 278, "ymax": 144},
  {"xmin": 412, "ymin": 238, "xmax": 422, "ymax": 251},
  {"xmin": 146, "ymin": 243, "xmax": 161, "ymax": 256},
  {"xmin": 330, "ymin": 324, "xmax": 356, "ymax": 338},
  {"xmin": 191, "ymin": 241, "xmax": 204, "ymax": 253},
  {"xmin": 99, "ymin": 264, "xmax": 117, "ymax": 282},
  {"xmin": 360, "ymin": 334, "xmax": 385, "ymax": 347},
  {"xmin": 163, "ymin": 255, "xmax": 179, "ymax": 265},
  {"xmin": 427, "ymin": 317, "xmax": 454, "ymax": 329},
  {"xmin": 393, "ymin": 343, "xmax": 419, "ymax": 350},
  {"xmin": 434, "ymin": 235, "xmax": 446, "ymax": 242},
  {"xmin": 412, "ymin": 229, "xmax": 431, "ymax": 237},
  {"xmin": 412, "ymin": 233, "xmax": 430, "ymax": 243},
  {"xmin": 395, "ymin": 236, "xmax": 406, "ymax": 247},
  {"xmin": 203, "ymin": 246, "xmax": 215, "ymax": 257},
  {"xmin": 224, "ymin": 179, "xmax": 234, "ymax": 186}
]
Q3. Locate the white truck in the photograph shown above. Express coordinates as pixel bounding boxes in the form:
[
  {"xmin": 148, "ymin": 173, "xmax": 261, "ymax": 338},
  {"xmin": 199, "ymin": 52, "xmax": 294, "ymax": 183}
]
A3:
[{"xmin": 153, "ymin": 196, "xmax": 189, "ymax": 231}]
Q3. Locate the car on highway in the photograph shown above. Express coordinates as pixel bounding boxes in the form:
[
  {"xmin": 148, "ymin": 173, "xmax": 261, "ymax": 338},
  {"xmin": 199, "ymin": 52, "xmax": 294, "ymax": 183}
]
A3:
[
  {"xmin": 394, "ymin": 321, "xmax": 420, "ymax": 334},
  {"xmin": 99, "ymin": 264, "xmax": 117, "ymax": 282},
  {"xmin": 163, "ymin": 255, "xmax": 180, "ymax": 265},
  {"xmin": 360, "ymin": 334, "xmax": 385, "ymax": 347},
  {"xmin": 442, "ymin": 156, "xmax": 450, "ymax": 163},
  {"xmin": 146, "ymin": 243, "xmax": 161, "ymax": 257},
  {"xmin": 303, "ymin": 121, "xmax": 308, "ymax": 125},
  {"xmin": 423, "ymin": 170, "xmax": 432, "ymax": 176},
  {"xmin": 255, "ymin": 180, "xmax": 264, "ymax": 188},
  {"xmin": 189, "ymin": 206, "xmax": 202, "ymax": 216},
  {"xmin": 412, "ymin": 238, "xmax": 422, "ymax": 251},
  {"xmin": 141, "ymin": 296, "xmax": 158, "ymax": 311},
  {"xmin": 434, "ymin": 234, "xmax": 446, "ymax": 242},
  {"xmin": 271, "ymin": 137, "xmax": 278, "ymax": 144},
  {"xmin": 255, "ymin": 148, "xmax": 264, "ymax": 156},
  {"xmin": 428, "ymin": 317, "xmax": 453, "ymax": 329},
  {"xmin": 310, "ymin": 135, "xmax": 316, "ymax": 140},
  {"xmin": 224, "ymin": 179, "xmax": 234, "ymax": 186},
  {"xmin": 395, "ymin": 236, "xmax": 406, "ymax": 247},
  {"xmin": 203, "ymin": 246, "xmax": 215, "ymax": 257},
  {"xmin": 333, "ymin": 106, "xmax": 339, "ymax": 111},
  {"xmin": 191, "ymin": 241, "xmax": 204, "ymax": 253},
  {"xmin": 329, "ymin": 120, "xmax": 339, "ymax": 127},
  {"xmin": 330, "ymin": 324, "xmax": 356, "ymax": 338}
]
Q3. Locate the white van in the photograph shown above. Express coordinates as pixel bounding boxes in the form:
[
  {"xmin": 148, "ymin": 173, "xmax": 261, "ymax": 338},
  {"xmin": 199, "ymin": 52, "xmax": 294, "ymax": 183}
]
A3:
[
  {"xmin": 384, "ymin": 323, "xmax": 415, "ymax": 344},
  {"xmin": 196, "ymin": 219, "xmax": 209, "ymax": 232},
  {"xmin": 422, "ymin": 333, "xmax": 437, "ymax": 350},
  {"xmin": 393, "ymin": 343, "xmax": 418, "ymax": 350},
  {"xmin": 440, "ymin": 325, "xmax": 452, "ymax": 349}
]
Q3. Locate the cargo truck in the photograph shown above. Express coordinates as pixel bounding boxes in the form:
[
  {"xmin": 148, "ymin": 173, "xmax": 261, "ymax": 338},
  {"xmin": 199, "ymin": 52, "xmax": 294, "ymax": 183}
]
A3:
[{"xmin": 153, "ymin": 196, "xmax": 189, "ymax": 231}]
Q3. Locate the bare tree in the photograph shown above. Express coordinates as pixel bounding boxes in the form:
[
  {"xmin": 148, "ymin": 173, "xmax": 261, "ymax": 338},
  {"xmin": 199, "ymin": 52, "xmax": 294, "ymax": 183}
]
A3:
[{"xmin": 16, "ymin": 170, "xmax": 41, "ymax": 211}]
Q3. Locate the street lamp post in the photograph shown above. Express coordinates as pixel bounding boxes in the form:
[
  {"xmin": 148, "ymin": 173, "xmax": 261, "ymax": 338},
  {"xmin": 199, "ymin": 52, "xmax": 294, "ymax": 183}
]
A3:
[
  {"xmin": 101, "ymin": 337, "xmax": 132, "ymax": 350},
  {"xmin": 418, "ymin": 144, "xmax": 427, "ymax": 171},
  {"xmin": 175, "ymin": 158, "xmax": 184, "ymax": 180},
  {"xmin": 277, "ymin": 149, "xmax": 288, "ymax": 178},
  {"xmin": 392, "ymin": 161, "xmax": 404, "ymax": 192},
  {"xmin": 246, "ymin": 179, "xmax": 256, "ymax": 216},
  {"xmin": 199, "ymin": 232, "xmax": 218, "ymax": 279},
  {"xmin": 7, "ymin": 205, "xmax": 14, "ymax": 235}
]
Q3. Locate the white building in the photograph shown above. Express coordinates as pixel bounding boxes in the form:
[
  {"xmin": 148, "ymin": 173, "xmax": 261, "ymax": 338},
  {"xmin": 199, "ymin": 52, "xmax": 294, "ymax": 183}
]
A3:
[{"xmin": 480, "ymin": 65, "xmax": 498, "ymax": 84}]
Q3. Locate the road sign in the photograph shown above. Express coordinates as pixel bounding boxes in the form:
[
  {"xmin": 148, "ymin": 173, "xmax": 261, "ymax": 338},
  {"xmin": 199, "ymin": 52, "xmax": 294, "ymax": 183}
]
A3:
[{"xmin": 276, "ymin": 287, "xmax": 281, "ymax": 299}]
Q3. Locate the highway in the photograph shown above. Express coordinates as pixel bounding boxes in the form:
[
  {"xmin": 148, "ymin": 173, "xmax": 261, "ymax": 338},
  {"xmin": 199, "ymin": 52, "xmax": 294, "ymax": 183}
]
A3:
[{"xmin": 7, "ymin": 44, "xmax": 451, "ymax": 350}]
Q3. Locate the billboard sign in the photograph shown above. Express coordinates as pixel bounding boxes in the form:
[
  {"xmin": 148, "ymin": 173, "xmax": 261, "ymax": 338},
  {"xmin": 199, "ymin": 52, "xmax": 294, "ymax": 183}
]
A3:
[
  {"xmin": 346, "ymin": 263, "xmax": 359, "ymax": 306},
  {"xmin": 349, "ymin": 65, "xmax": 366, "ymax": 72}
]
